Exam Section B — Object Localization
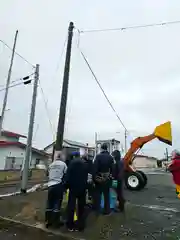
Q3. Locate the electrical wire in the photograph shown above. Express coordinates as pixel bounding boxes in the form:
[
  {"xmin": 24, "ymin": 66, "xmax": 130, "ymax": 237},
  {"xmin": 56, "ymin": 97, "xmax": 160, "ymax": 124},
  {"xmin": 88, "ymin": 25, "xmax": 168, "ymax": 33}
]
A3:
[
  {"xmin": 0, "ymin": 73, "xmax": 35, "ymax": 93},
  {"xmin": 38, "ymin": 81, "xmax": 55, "ymax": 135},
  {"xmin": 0, "ymin": 73, "xmax": 35, "ymax": 90},
  {"xmin": 40, "ymin": 35, "xmax": 68, "ymax": 138},
  {"xmin": 79, "ymin": 48, "xmax": 128, "ymax": 132},
  {"xmin": 79, "ymin": 48, "xmax": 145, "ymax": 154},
  {"xmin": 0, "ymin": 81, "xmax": 24, "ymax": 93},
  {"xmin": 54, "ymin": 36, "xmax": 67, "ymax": 75},
  {"xmin": 33, "ymin": 123, "xmax": 39, "ymax": 143},
  {"xmin": 0, "ymin": 39, "xmax": 35, "ymax": 68},
  {"xmin": 80, "ymin": 20, "xmax": 180, "ymax": 34}
]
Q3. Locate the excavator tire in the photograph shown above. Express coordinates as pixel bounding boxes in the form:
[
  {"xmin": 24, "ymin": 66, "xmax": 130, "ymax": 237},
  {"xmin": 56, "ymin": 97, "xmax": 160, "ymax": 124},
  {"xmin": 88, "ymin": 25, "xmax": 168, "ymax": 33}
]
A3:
[
  {"xmin": 136, "ymin": 170, "xmax": 148, "ymax": 188},
  {"xmin": 124, "ymin": 171, "xmax": 145, "ymax": 191}
]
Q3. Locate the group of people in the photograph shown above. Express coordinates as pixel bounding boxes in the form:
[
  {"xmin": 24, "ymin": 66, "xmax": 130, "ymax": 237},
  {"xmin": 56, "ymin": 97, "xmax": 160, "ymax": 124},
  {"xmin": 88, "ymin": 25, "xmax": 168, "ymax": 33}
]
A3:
[{"xmin": 45, "ymin": 143, "xmax": 125, "ymax": 232}]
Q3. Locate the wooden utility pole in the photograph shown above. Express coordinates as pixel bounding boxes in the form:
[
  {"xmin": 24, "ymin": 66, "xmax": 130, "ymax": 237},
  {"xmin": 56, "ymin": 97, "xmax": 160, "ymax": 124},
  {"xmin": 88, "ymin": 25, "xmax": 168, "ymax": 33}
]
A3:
[
  {"xmin": 0, "ymin": 30, "xmax": 18, "ymax": 135},
  {"xmin": 21, "ymin": 64, "xmax": 39, "ymax": 193},
  {"xmin": 53, "ymin": 22, "xmax": 74, "ymax": 160}
]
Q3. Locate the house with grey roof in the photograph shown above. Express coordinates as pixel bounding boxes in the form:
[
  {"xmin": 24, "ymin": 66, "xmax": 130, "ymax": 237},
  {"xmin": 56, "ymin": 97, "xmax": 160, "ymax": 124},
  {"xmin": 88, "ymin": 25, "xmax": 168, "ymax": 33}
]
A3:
[{"xmin": 44, "ymin": 139, "xmax": 95, "ymax": 160}]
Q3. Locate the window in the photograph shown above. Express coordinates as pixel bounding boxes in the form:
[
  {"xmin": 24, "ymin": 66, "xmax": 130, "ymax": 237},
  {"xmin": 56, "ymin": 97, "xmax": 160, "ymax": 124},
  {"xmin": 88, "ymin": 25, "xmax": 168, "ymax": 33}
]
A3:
[{"xmin": 35, "ymin": 159, "xmax": 40, "ymax": 165}]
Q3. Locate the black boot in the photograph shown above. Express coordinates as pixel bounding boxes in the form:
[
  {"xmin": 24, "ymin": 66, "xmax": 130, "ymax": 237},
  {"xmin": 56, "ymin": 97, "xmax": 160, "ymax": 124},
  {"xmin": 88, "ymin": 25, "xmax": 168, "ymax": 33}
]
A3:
[
  {"xmin": 45, "ymin": 210, "xmax": 53, "ymax": 228},
  {"xmin": 118, "ymin": 199, "xmax": 125, "ymax": 212},
  {"xmin": 52, "ymin": 211, "xmax": 64, "ymax": 228}
]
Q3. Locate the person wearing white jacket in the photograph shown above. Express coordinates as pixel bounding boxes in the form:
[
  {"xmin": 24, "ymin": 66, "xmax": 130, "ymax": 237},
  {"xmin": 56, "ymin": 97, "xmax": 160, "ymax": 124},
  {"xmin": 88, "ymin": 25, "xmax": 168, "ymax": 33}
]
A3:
[{"xmin": 45, "ymin": 152, "xmax": 67, "ymax": 228}]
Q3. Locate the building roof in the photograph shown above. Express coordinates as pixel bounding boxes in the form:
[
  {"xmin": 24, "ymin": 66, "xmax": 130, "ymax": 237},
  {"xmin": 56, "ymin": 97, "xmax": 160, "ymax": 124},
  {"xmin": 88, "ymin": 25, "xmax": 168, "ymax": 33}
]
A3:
[
  {"xmin": 134, "ymin": 154, "xmax": 158, "ymax": 160},
  {"xmin": 0, "ymin": 141, "xmax": 49, "ymax": 157},
  {"xmin": 64, "ymin": 139, "xmax": 87, "ymax": 148},
  {"xmin": 44, "ymin": 139, "xmax": 87, "ymax": 151},
  {"xmin": 96, "ymin": 139, "xmax": 120, "ymax": 144},
  {"xmin": 1, "ymin": 130, "xmax": 26, "ymax": 139}
]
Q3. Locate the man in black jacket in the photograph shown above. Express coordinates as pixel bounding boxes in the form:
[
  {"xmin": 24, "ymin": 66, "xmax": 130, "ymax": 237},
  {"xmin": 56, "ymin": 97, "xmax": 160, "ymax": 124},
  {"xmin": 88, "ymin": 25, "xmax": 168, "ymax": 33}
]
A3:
[
  {"xmin": 93, "ymin": 143, "xmax": 114, "ymax": 215},
  {"xmin": 112, "ymin": 150, "xmax": 125, "ymax": 212},
  {"xmin": 66, "ymin": 152, "xmax": 88, "ymax": 231}
]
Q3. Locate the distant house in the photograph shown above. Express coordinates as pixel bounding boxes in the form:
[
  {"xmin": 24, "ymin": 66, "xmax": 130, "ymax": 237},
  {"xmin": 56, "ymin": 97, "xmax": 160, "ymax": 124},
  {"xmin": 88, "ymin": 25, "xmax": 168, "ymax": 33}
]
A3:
[
  {"xmin": 96, "ymin": 139, "xmax": 120, "ymax": 154},
  {"xmin": 132, "ymin": 154, "xmax": 158, "ymax": 168},
  {"xmin": 0, "ymin": 130, "xmax": 49, "ymax": 170},
  {"xmin": 44, "ymin": 140, "xmax": 95, "ymax": 160}
]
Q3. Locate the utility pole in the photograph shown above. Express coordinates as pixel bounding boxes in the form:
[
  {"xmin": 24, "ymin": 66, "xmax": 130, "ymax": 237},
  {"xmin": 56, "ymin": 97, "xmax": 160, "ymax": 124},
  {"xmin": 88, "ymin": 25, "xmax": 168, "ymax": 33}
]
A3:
[
  {"xmin": 21, "ymin": 64, "xmax": 39, "ymax": 193},
  {"xmin": 53, "ymin": 22, "xmax": 74, "ymax": 160},
  {"xmin": 124, "ymin": 129, "xmax": 127, "ymax": 154},
  {"xmin": 0, "ymin": 30, "xmax": 18, "ymax": 135}
]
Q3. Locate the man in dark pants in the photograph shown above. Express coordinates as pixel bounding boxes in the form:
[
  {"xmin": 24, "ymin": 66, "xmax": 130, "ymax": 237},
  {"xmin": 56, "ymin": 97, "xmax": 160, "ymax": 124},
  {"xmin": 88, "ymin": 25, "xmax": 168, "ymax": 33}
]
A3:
[
  {"xmin": 45, "ymin": 152, "xmax": 67, "ymax": 228},
  {"xmin": 112, "ymin": 150, "xmax": 125, "ymax": 212},
  {"xmin": 82, "ymin": 153, "xmax": 93, "ymax": 201},
  {"xmin": 66, "ymin": 152, "xmax": 88, "ymax": 232},
  {"xmin": 93, "ymin": 143, "xmax": 114, "ymax": 215}
]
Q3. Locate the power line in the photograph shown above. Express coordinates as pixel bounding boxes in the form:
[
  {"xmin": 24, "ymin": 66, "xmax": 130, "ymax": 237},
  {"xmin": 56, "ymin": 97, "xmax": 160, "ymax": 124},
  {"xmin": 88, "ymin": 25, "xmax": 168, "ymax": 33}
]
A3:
[
  {"xmin": 0, "ymin": 73, "xmax": 35, "ymax": 93},
  {"xmin": 40, "ymin": 35, "xmax": 68, "ymax": 137},
  {"xmin": 54, "ymin": 36, "xmax": 67, "ymax": 74},
  {"xmin": 79, "ymin": 48, "xmax": 128, "ymax": 132},
  {"xmin": 0, "ymin": 73, "xmax": 35, "ymax": 90},
  {"xmin": 80, "ymin": 20, "xmax": 180, "ymax": 34},
  {"xmin": 0, "ymin": 81, "xmax": 23, "ymax": 93},
  {"xmin": 0, "ymin": 39, "xmax": 35, "ymax": 68},
  {"xmin": 38, "ymin": 81, "xmax": 54, "ymax": 135},
  {"xmin": 79, "ymin": 48, "xmax": 145, "ymax": 154}
]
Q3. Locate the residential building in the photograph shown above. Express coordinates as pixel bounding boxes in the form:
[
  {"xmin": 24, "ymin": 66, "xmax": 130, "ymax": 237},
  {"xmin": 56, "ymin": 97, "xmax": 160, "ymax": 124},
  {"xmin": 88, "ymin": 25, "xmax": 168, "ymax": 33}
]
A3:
[
  {"xmin": 44, "ymin": 140, "xmax": 95, "ymax": 160},
  {"xmin": 0, "ymin": 130, "xmax": 49, "ymax": 170},
  {"xmin": 96, "ymin": 139, "xmax": 121, "ymax": 154},
  {"xmin": 132, "ymin": 154, "xmax": 158, "ymax": 168}
]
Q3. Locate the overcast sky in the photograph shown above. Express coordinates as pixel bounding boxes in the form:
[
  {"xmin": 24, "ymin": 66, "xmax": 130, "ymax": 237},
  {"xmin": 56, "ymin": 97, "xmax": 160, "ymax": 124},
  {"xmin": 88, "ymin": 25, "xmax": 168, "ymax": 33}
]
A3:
[{"xmin": 0, "ymin": 0, "xmax": 180, "ymax": 158}]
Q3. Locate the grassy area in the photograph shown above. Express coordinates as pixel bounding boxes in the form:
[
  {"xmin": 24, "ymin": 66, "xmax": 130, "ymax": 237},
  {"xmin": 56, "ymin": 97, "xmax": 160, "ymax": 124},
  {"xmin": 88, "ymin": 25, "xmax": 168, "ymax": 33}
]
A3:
[
  {"xmin": 0, "ymin": 171, "xmax": 20, "ymax": 181},
  {"xmin": 0, "ymin": 170, "xmax": 46, "ymax": 182}
]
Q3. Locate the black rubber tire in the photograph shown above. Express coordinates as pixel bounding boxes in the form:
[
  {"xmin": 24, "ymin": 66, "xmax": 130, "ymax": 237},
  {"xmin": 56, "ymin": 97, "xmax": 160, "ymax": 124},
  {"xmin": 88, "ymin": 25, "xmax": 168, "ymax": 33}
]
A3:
[
  {"xmin": 136, "ymin": 170, "xmax": 148, "ymax": 188},
  {"xmin": 124, "ymin": 171, "xmax": 145, "ymax": 191}
]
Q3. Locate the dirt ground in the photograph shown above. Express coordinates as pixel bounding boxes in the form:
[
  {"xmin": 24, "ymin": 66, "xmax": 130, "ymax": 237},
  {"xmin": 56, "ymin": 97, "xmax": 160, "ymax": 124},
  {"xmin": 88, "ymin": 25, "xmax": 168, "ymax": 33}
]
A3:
[
  {"xmin": 0, "ymin": 172, "xmax": 180, "ymax": 239},
  {"xmin": 0, "ymin": 219, "xmax": 70, "ymax": 240}
]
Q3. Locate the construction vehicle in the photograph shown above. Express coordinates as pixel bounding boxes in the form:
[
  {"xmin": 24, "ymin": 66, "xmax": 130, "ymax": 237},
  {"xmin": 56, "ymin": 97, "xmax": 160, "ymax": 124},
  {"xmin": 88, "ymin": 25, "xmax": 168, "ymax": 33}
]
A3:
[
  {"xmin": 124, "ymin": 121, "xmax": 172, "ymax": 190},
  {"xmin": 96, "ymin": 121, "xmax": 172, "ymax": 191}
]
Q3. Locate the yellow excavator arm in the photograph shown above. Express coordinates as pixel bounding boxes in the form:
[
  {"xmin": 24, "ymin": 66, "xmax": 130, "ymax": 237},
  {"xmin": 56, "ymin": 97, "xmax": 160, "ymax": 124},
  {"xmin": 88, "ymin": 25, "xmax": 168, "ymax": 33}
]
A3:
[{"xmin": 124, "ymin": 121, "xmax": 172, "ymax": 171}]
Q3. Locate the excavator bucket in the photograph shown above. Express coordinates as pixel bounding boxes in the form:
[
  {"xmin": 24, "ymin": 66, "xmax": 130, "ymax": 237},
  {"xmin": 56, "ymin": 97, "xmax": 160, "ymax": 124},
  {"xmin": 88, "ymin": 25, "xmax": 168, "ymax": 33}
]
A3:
[{"xmin": 154, "ymin": 121, "xmax": 172, "ymax": 146}]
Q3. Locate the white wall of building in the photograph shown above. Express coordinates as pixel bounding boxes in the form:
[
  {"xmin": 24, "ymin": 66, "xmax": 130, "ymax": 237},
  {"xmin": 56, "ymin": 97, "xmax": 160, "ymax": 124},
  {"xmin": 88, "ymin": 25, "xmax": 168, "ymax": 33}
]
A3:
[
  {"xmin": 0, "ymin": 146, "xmax": 48, "ymax": 170},
  {"xmin": 133, "ymin": 156, "xmax": 157, "ymax": 168}
]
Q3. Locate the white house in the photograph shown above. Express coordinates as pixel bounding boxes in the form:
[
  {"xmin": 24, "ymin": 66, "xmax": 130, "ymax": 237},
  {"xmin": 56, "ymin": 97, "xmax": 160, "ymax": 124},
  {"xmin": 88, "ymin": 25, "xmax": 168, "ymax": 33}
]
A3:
[
  {"xmin": 0, "ymin": 130, "xmax": 49, "ymax": 170},
  {"xmin": 44, "ymin": 140, "xmax": 92, "ymax": 159},
  {"xmin": 132, "ymin": 154, "xmax": 158, "ymax": 168},
  {"xmin": 96, "ymin": 139, "xmax": 120, "ymax": 154}
]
